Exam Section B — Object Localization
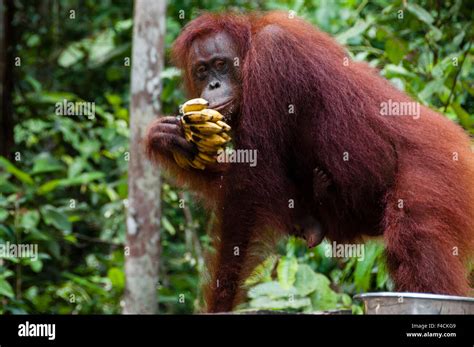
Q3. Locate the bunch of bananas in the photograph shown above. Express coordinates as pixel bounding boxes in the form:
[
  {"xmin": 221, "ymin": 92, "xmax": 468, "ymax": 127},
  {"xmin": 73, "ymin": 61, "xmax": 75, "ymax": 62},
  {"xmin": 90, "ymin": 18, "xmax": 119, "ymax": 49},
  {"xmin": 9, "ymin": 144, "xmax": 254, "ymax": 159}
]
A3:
[{"xmin": 173, "ymin": 98, "xmax": 232, "ymax": 170}]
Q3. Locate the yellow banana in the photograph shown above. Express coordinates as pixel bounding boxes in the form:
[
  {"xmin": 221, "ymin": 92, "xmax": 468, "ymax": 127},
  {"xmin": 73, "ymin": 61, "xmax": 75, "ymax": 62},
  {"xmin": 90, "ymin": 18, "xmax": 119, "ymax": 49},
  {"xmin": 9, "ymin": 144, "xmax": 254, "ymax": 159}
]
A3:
[
  {"xmin": 182, "ymin": 110, "xmax": 224, "ymax": 124},
  {"xmin": 190, "ymin": 133, "xmax": 229, "ymax": 147},
  {"xmin": 220, "ymin": 132, "xmax": 231, "ymax": 141},
  {"xmin": 180, "ymin": 98, "xmax": 209, "ymax": 114},
  {"xmin": 199, "ymin": 108, "xmax": 225, "ymax": 119},
  {"xmin": 189, "ymin": 158, "xmax": 206, "ymax": 170},
  {"xmin": 183, "ymin": 130, "xmax": 193, "ymax": 143},
  {"xmin": 183, "ymin": 122, "xmax": 225, "ymax": 135},
  {"xmin": 173, "ymin": 152, "xmax": 191, "ymax": 169},
  {"xmin": 216, "ymin": 120, "xmax": 231, "ymax": 131},
  {"xmin": 196, "ymin": 152, "xmax": 217, "ymax": 164},
  {"xmin": 182, "ymin": 124, "xmax": 231, "ymax": 150},
  {"xmin": 175, "ymin": 99, "xmax": 233, "ymax": 170},
  {"xmin": 173, "ymin": 151, "xmax": 207, "ymax": 170},
  {"xmin": 196, "ymin": 143, "xmax": 225, "ymax": 154}
]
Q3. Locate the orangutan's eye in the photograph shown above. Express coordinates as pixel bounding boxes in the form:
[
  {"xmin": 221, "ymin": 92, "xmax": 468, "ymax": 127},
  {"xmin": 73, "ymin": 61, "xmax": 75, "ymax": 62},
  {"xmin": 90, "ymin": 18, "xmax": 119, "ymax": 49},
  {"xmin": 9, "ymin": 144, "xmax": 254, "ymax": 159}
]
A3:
[
  {"xmin": 196, "ymin": 65, "xmax": 207, "ymax": 79},
  {"xmin": 215, "ymin": 59, "xmax": 227, "ymax": 71}
]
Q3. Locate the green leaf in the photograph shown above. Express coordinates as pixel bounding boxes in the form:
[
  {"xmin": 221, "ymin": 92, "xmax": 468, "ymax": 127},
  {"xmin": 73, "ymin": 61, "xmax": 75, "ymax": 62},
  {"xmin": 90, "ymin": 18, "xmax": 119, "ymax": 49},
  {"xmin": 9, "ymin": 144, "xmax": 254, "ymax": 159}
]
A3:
[
  {"xmin": 385, "ymin": 38, "xmax": 408, "ymax": 65},
  {"xmin": 376, "ymin": 263, "xmax": 389, "ymax": 289},
  {"xmin": 105, "ymin": 93, "xmax": 122, "ymax": 106},
  {"xmin": 25, "ymin": 91, "xmax": 77, "ymax": 104},
  {"xmin": 336, "ymin": 18, "xmax": 374, "ymax": 44},
  {"xmin": 20, "ymin": 210, "xmax": 40, "ymax": 230},
  {"xmin": 312, "ymin": 273, "xmax": 331, "ymax": 290},
  {"xmin": 428, "ymin": 25, "xmax": 442, "ymax": 41},
  {"xmin": 63, "ymin": 234, "xmax": 77, "ymax": 244},
  {"xmin": 310, "ymin": 274, "xmax": 339, "ymax": 311},
  {"xmin": 78, "ymin": 140, "xmax": 101, "ymax": 157},
  {"xmin": 46, "ymin": 240, "xmax": 61, "ymax": 259},
  {"xmin": 431, "ymin": 54, "xmax": 458, "ymax": 78},
  {"xmin": 247, "ymin": 281, "xmax": 297, "ymax": 299},
  {"xmin": 108, "ymin": 267, "xmax": 125, "ymax": 290},
  {"xmin": 382, "ymin": 64, "xmax": 418, "ymax": 79},
  {"xmin": 38, "ymin": 172, "xmax": 105, "ymax": 194},
  {"xmin": 0, "ymin": 224, "xmax": 14, "ymax": 239},
  {"xmin": 62, "ymin": 272, "xmax": 107, "ymax": 295},
  {"xmin": 285, "ymin": 236, "xmax": 297, "ymax": 257},
  {"xmin": 277, "ymin": 256, "xmax": 298, "ymax": 290},
  {"xmin": 0, "ymin": 209, "xmax": 8, "ymax": 222},
  {"xmin": 31, "ymin": 153, "xmax": 64, "ymax": 175},
  {"xmin": 245, "ymin": 255, "xmax": 277, "ymax": 286},
  {"xmin": 114, "ymin": 18, "xmax": 133, "ymax": 31},
  {"xmin": 419, "ymin": 78, "xmax": 446, "ymax": 101},
  {"xmin": 406, "ymin": 3, "xmax": 434, "ymax": 25},
  {"xmin": 29, "ymin": 229, "xmax": 52, "ymax": 241},
  {"xmin": 58, "ymin": 43, "xmax": 85, "ymax": 67},
  {"xmin": 37, "ymin": 179, "xmax": 64, "ymax": 195},
  {"xmin": 161, "ymin": 216, "xmax": 176, "ymax": 235},
  {"xmin": 30, "ymin": 259, "xmax": 43, "ymax": 273},
  {"xmin": 27, "ymin": 34, "xmax": 40, "ymax": 47},
  {"xmin": 341, "ymin": 293, "xmax": 352, "ymax": 307},
  {"xmin": 451, "ymin": 103, "xmax": 474, "ymax": 129},
  {"xmin": 87, "ymin": 30, "xmax": 116, "ymax": 67},
  {"xmin": 0, "ymin": 177, "xmax": 18, "ymax": 194},
  {"xmin": 451, "ymin": 29, "xmax": 465, "ymax": 48},
  {"xmin": 68, "ymin": 159, "xmax": 86, "ymax": 178},
  {"xmin": 0, "ymin": 157, "xmax": 34, "ymax": 185},
  {"xmin": 0, "ymin": 278, "xmax": 14, "ymax": 298},
  {"xmin": 41, "ymin": 205, "xmax": 72, "ymax": 233},
  {"xmin": 294, "ymin": 264, "xmax": 319, "ymax": 296},
  {"xmin": 353, "ymin": 243, "xmax": 383, "ymax": 291},
  {"xmin": 249, "ymin": 296, "xmax": 311, "ymax": 310}
]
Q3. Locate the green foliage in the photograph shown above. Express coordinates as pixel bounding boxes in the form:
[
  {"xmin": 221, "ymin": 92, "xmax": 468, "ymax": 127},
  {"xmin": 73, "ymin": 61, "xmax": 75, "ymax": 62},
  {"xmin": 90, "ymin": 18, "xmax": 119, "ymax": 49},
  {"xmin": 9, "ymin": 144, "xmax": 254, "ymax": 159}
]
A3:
[
  {"xmin": 1, "ymin": 0, "xmax": 131, "ymax": 314},
  {"xmin": 2, "ymin": 0, "xmax": 472, "ymax": 314},
  {"xmin": 241, "ymin": 237, "xmax": 354, "ymax": 313}
]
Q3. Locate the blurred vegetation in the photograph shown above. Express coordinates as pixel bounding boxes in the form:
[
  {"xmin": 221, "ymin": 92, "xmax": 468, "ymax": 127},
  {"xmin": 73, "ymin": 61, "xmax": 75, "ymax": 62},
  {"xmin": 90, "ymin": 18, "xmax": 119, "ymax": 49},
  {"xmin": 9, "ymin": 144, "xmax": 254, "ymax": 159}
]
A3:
[{"xmin": 0, "ymin": 0, "xmax": 472, "ymax": 313}]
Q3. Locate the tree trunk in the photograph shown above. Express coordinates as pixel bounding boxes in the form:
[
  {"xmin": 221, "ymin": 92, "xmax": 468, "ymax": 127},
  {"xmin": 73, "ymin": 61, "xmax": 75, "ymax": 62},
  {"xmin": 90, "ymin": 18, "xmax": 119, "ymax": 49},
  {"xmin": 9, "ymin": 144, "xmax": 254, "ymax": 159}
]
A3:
[
  {"xmin": 123, "ymin": 0, "xmax": 166, "ymax": 314},
  {"xmin": 0, "ymin": 0, "xmax": 14, "ymax": 158}
]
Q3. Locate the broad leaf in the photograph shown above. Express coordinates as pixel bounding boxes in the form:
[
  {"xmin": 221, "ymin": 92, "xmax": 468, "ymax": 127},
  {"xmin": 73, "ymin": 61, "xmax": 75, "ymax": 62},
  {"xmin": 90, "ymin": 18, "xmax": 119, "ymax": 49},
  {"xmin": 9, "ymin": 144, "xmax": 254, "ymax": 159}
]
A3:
[
  {"xmin": 247, "ymin": 281, "xmax": 297, "ymax": 299},
  {"xmin": 294, "ymin": 264, "xmax": 319, "ymax": 296},
  {"xmin": 0, "ymin": 278, "xmax": 14, "ymax": 299},
  {"xmin": 277, "ymin": 256, "xmax": 298, "ymax": 290},
  {"xmin": 41, "ymin": 205, "xmax": 72, "ymax": 233},
  {"xmin": 406, "ymin": 3, "xmax": 434, "ymax": 25},
  {"xmin": 0, "ymin": 157, "xmax": 34, "ymax": 185}
]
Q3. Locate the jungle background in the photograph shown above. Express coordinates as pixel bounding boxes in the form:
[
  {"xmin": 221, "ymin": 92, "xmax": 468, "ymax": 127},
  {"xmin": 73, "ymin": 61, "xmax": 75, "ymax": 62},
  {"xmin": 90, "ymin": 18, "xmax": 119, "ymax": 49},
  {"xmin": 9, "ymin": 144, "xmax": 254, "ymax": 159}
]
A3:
[{"xmin": 0, "ymin": 0, "xmax": 473, "ymax": 314}]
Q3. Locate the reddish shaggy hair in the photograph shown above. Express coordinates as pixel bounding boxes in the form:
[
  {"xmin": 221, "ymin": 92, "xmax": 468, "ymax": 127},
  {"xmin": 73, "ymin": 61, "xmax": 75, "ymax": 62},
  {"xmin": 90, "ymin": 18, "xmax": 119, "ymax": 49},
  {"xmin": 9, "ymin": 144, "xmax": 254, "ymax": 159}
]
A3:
[{"xmin": 154, "ymin": 11, "xmax": 474, "ymax": 311}]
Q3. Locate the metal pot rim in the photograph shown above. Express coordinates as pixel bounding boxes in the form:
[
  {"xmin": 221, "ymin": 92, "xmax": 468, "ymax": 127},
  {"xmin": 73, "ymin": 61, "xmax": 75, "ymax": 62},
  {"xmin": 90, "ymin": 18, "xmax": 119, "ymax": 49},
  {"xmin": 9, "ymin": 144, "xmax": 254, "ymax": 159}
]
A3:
[{"xmin": 354, "ymin": 292, "xmax": 474, "ymax": 303}]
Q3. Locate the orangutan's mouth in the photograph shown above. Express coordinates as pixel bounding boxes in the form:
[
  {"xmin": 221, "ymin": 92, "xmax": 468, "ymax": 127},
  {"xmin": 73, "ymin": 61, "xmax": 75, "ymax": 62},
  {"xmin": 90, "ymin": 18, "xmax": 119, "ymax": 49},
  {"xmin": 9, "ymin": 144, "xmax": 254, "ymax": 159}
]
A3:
[
  {"xmin": 211, "ymin": 99, "xmax": 234, "ymax": 111},
  {"xmin": 211, "ymin": 99, "xmax": 236, "ymax": 121}
]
